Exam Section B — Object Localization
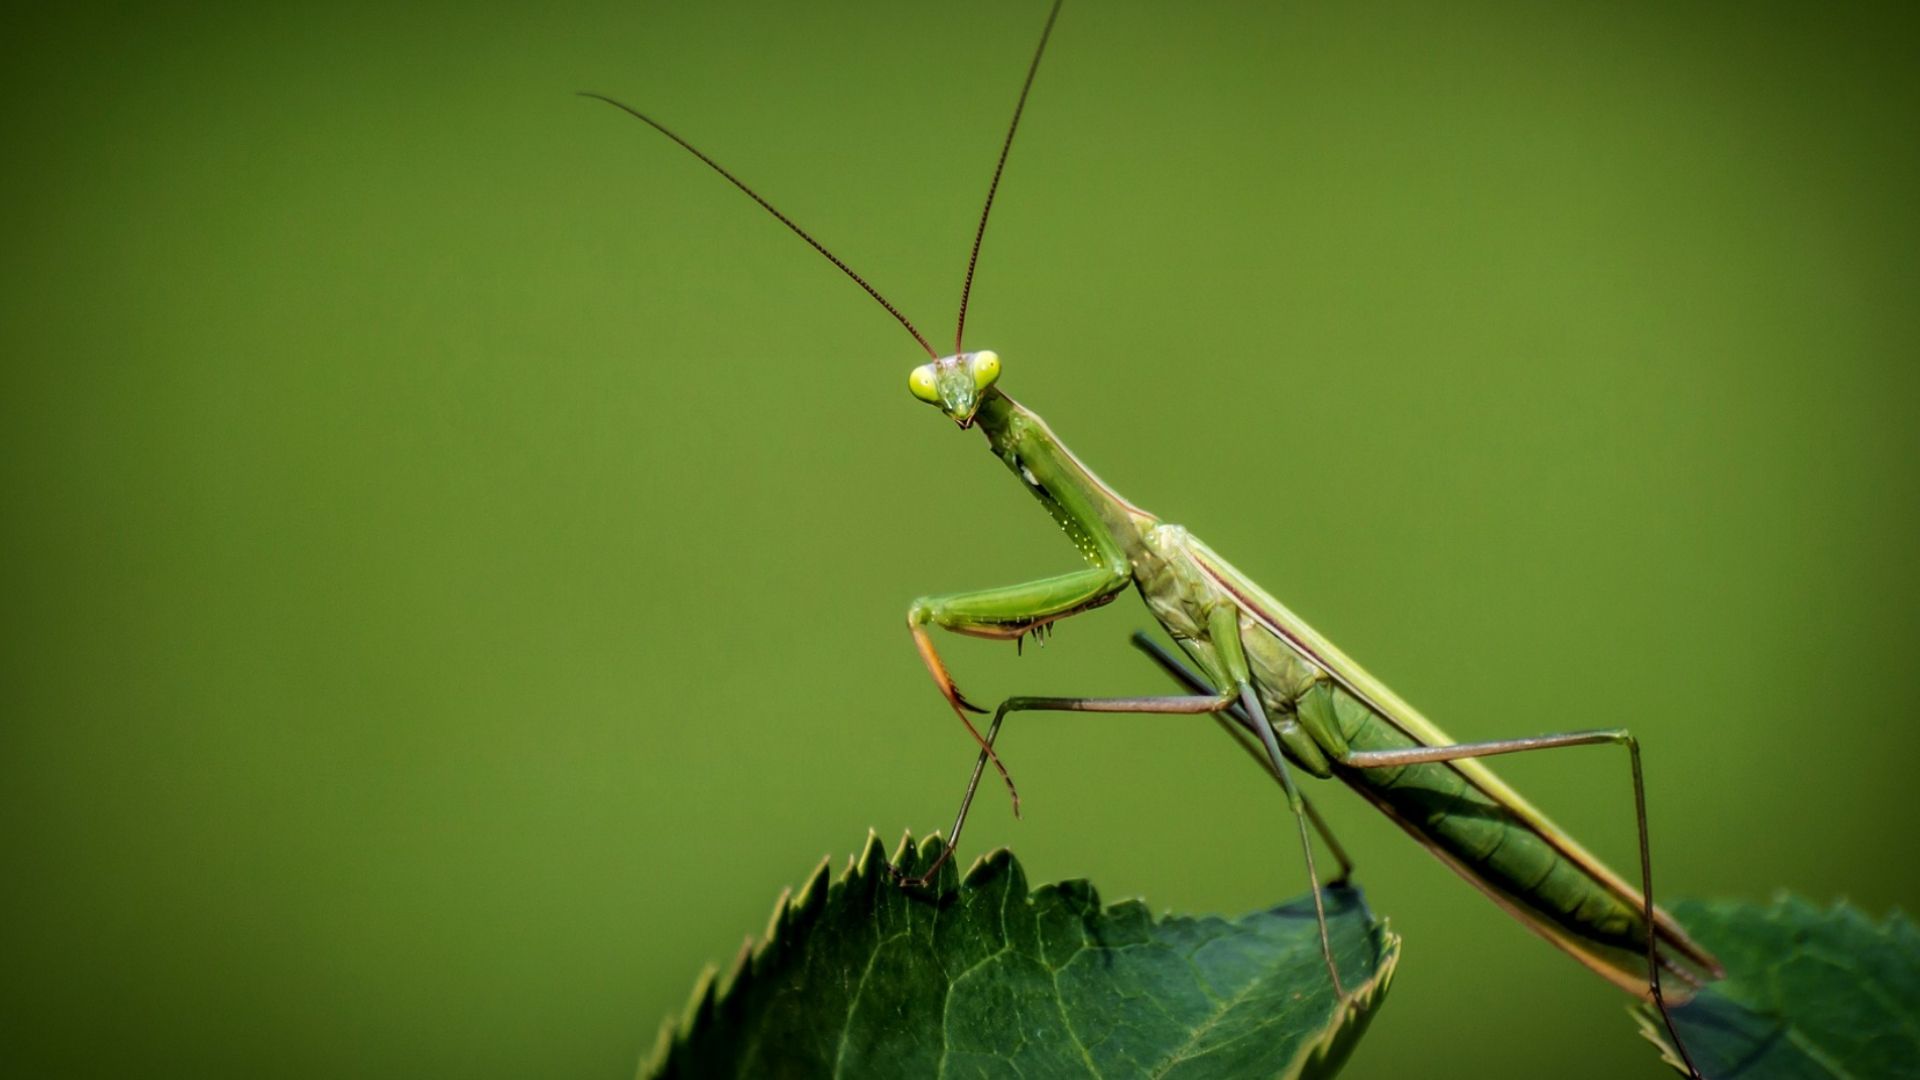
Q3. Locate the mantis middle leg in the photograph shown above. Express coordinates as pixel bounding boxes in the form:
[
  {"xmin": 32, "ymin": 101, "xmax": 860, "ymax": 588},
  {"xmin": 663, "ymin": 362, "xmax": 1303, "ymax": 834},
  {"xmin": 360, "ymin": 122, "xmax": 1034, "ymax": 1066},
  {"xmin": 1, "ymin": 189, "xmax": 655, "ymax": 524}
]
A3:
[
  {"xmin": 889, "ymin": 688, "xmax": 1235, "ymax": 889},
  {"xmin": 895, "ymin": 622, "xmax": 1355, "ymax": 998}
]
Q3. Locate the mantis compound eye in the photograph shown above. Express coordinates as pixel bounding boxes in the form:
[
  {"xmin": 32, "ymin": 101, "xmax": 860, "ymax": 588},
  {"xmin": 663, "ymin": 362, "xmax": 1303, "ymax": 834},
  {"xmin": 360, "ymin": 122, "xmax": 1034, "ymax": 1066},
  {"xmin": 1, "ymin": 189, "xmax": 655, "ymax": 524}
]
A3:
[
  {"xmin": 970, "ymin": 350, "xmax": 1001, "ymax": 390},
  {"xmin": 908, "ymin": 364, "xmax": 940, "ymax": 404}
]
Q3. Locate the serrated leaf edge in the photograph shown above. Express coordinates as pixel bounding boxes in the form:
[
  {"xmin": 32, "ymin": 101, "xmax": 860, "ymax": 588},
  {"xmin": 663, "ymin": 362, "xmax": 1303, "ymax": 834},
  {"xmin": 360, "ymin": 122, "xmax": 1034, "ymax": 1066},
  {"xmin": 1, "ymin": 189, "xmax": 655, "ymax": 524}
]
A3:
[
  {"xmin": 642, "ymin": 830, "xmax": 959, "ymax": 1078},
  {"xmin": 641, "ymin": 832, "xmax": 1399, "ymax": 1079},
  {"xmin": 1283, "ymin": 919, "xmax": 1401, "ymax": 1080}
]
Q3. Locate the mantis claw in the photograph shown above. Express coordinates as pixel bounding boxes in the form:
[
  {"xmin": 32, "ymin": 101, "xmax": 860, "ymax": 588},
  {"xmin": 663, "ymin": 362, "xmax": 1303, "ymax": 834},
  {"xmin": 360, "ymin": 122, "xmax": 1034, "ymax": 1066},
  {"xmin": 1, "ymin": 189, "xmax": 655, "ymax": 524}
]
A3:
[
  {"xmin": 890, "ymin": 869, "xmax": 933, "ymax": 890},
  {"xmin": 887, "ymin": 840, "xmax": 960, "ymax": 891}
]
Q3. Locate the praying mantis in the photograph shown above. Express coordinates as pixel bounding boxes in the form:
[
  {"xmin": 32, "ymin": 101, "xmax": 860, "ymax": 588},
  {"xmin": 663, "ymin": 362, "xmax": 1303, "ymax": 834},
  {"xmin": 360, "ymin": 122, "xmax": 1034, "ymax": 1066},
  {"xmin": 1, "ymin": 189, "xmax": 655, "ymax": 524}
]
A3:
[{"xmin": 586, "ymin": 2, "xmax": 1720, "ymax": 1074}]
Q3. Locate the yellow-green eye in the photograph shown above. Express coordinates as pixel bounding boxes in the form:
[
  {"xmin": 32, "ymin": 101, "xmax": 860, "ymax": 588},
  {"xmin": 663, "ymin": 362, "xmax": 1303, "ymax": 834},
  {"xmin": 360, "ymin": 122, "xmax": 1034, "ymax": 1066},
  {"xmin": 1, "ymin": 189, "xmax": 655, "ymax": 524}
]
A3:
[
  {"xmin": 970, "ymin": 350, "xmax": 1001, "ymax": 390},
  {"xmin": 908, "ymin": 364, "xmax": 940, "ymax": 403}
]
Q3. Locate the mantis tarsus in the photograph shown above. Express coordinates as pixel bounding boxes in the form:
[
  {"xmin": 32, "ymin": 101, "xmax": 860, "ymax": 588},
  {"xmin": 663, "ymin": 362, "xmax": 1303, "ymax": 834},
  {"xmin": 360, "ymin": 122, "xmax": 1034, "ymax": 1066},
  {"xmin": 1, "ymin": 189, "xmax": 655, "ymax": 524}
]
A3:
[{"xmin": 587, "ymin": 2, "xmax": 1721, "ymax": 1074}]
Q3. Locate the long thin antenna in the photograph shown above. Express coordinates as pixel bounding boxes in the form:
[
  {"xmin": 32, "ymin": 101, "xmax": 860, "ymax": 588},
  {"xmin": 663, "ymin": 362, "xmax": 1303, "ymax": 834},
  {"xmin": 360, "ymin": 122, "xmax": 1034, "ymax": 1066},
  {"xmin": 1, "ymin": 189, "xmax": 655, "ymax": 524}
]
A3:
[
  {"xmin": 580, "ymin": 92, "xmax": 938, "ymax": 359},
  {"xmin": 954, "ymin": 0, "xmax": 1064, "ymax": 354}
]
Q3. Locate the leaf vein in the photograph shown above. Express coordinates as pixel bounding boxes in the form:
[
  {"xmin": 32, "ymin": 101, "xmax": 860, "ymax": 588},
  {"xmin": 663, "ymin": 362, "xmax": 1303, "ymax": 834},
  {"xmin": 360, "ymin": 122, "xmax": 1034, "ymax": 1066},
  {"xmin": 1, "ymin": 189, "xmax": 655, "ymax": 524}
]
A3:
[{"xmin": 831, "ymin": 927, "xmax": 910, "ymax": 1079}]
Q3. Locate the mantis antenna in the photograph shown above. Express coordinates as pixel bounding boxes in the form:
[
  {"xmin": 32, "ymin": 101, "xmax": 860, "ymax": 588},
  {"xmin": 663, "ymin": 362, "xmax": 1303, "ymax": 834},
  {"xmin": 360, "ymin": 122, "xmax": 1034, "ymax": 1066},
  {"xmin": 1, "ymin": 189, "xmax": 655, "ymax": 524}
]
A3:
[
  {"xmin": 583, "ymin": 1, "xmax": 1066, "ymax": 363},
  {"xmin": 956, "ymin": 0, "xmax": 1064, "ymax": 354},
  {"xmin": 577, "ymin": 91, "xmax": 938, "ymax": 359}
]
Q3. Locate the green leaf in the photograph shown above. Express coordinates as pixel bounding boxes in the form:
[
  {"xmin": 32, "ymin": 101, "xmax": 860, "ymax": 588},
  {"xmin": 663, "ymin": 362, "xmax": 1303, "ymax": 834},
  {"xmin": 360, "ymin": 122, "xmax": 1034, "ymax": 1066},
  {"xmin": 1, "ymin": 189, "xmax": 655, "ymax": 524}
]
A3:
[
  {"xmin": 644, "ymin": 833, "xmax": 1399, "ymax": 1080},
  {"xmin": 1635, "ymin": 895, "xmax": 1919, "ymax": 1078}
]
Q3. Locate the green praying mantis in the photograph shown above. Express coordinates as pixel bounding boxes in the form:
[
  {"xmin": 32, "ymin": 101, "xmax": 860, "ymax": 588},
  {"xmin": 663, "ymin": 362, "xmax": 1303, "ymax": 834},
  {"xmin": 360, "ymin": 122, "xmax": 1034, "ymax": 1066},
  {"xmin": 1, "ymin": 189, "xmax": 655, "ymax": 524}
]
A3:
[{"xmin": 586, "ymin": 2, "xmax": 1721, "ymax": 1074}]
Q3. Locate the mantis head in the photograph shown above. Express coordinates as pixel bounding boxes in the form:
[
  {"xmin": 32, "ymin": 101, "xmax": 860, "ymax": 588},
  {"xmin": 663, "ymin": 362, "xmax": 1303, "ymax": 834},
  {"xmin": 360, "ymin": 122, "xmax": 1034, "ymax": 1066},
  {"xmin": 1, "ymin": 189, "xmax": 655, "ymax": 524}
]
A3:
[{"xmin": 909, "ymin": 350, "xmax": 1001, "ymax": 428}]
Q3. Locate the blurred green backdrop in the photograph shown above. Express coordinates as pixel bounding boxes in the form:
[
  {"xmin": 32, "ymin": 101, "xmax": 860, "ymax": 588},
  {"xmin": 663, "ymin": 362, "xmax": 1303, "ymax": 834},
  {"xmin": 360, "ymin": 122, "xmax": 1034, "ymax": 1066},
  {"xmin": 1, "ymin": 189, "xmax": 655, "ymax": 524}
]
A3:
[{"xmin": 4, "ymin": 1, "xmax": 1916, "ymax": 1077}]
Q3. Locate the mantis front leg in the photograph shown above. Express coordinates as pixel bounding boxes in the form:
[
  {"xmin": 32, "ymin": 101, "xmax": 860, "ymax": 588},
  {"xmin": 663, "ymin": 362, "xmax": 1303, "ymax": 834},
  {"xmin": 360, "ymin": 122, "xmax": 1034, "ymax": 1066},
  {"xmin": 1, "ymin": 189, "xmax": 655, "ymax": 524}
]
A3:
[{"xmin": 906, "ymin": 562, "xmax": 1132, "ymax": 816}]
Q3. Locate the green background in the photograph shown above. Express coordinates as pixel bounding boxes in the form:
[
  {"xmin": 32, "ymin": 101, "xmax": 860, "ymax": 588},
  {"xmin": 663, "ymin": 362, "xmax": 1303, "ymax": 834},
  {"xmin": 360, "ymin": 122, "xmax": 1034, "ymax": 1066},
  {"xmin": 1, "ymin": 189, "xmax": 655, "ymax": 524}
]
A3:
[{"xmin": 4, "ymin": 2, "xmax": 1916, "ymax": 1077}]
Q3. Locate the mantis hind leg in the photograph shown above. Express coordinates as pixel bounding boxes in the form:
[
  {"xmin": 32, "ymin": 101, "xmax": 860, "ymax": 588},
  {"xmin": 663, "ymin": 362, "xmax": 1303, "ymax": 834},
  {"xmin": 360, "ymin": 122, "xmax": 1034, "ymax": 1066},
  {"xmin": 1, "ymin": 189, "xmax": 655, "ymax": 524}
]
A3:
[
  {"xmin": 1231, "ymin": 681, "xmax": 1349, "ymax": 998},
  {"xmin": 1337, "ymin": 732, "xmax": 1703, "ymax": 1080},
  {"xmin": 1134, "ymin": 628, "xmax": 1704, "ymax": 1072}
]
